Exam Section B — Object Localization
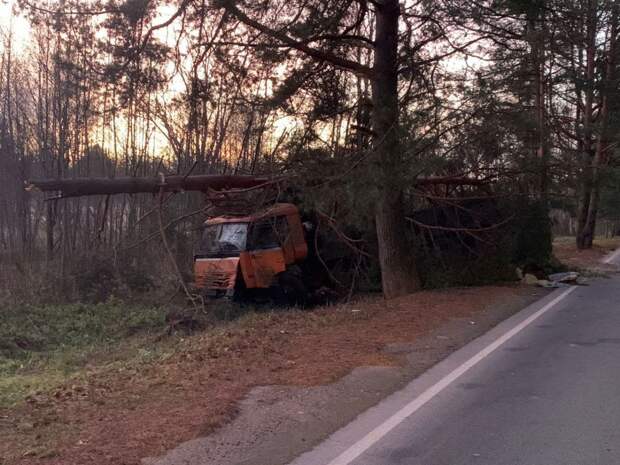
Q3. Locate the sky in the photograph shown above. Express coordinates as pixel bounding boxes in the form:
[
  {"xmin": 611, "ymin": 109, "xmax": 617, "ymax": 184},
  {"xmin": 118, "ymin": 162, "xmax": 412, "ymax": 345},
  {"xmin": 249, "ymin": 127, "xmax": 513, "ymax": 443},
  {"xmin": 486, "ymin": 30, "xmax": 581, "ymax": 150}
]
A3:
[
  {"xmin": 0, "ymin": 0, "xmax": 31, "ymax": 53},
  {"xmin": 0, "ymin": 0, "xmax": 482, "ymax": 158}
]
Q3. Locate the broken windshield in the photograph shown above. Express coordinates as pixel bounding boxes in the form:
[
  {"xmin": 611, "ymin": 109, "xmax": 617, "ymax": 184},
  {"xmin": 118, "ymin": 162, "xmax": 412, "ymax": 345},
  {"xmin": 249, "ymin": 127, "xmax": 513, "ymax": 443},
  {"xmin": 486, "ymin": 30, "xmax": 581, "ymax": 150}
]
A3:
[{"xmin": 198, "ymin": 223, "xmax": 248, "ymax": 257}]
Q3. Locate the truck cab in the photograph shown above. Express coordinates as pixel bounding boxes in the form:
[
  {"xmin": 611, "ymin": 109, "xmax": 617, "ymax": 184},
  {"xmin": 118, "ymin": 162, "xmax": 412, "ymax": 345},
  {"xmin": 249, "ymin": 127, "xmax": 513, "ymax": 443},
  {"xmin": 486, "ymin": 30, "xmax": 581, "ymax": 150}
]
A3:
[{"xmin": 193, "ymin": 203, "xmax": 308, "ymax": 299}]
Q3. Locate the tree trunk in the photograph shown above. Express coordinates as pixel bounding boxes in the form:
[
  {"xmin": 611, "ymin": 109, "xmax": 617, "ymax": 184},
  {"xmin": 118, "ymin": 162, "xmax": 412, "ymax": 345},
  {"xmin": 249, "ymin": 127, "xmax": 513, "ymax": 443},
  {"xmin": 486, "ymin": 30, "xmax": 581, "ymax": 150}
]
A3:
[
  {"xmin": 578, "ymin": 1, "xmax": 619, "ymax": 249},
  {"xmin": 576, "ymin": 0, "xmax": 598, "ymax": 250},
  {"xmin": 526, "ymin": 9, "xmax": 549, "ymax": 200},
  {"xmin": 579, "ymin": 93, "xmax": 606, "ymax": 249},
  {"xmin": 579, "ymin": 180, "xmax": 600, "ymax": 248},
  {"xmin": 372, "ymin": 0, "xmax": 420, "ymax": 299}
]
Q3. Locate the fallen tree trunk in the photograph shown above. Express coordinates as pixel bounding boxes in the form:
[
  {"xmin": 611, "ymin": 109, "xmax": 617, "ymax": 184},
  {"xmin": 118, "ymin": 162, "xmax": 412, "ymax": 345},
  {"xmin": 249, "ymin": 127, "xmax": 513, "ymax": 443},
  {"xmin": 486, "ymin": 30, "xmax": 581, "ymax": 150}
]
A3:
[
  {"xmin": 26, "ymin": 175, "xmax": 272, "ymax": 198},
  {"xmin": 27, "ymin": 173, "xmax": 491, "ymax": 199}
]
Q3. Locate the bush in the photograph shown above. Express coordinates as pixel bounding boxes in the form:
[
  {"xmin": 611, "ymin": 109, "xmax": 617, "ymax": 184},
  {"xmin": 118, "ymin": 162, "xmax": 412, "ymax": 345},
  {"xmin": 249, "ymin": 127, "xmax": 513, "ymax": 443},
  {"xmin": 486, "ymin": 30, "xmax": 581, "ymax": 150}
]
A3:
[
  {"xmin": 72, "ymin": 255, "xmax": 155, "ymax": 303},
  {"xmin": 509, "ymin": 199, "xmax": 553, "ymax": 269},
  {"xmin": 413, "ymin": 198, "xmax": 555, "ymax": 288},
  {"xmin": 417, "ymin": 235, "xmax": 517, "ymax": 288}
]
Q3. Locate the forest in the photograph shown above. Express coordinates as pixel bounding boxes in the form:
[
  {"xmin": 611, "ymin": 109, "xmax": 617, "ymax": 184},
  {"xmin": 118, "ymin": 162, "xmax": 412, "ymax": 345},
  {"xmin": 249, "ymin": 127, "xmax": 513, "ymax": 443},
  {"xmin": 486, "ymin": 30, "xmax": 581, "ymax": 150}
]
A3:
[
  {"xmin": 1, "ymin": 0, "xmax": 620, "ymax": 305},
  {"xmin": 2, "ymin": 0, "xmax": 620, "ymax": 463}
]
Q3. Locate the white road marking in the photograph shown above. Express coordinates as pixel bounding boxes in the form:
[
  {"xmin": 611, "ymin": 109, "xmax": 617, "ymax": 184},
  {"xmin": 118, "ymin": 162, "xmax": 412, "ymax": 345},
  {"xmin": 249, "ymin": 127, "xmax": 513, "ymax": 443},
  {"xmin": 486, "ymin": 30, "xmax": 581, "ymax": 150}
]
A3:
[
  {"xmin": 325, "ymin": 286, "xmax": 578, "ymax": 465},
  {"xmin": 603, "ymin": 247, "xmax": 620, "ymax": 264}
]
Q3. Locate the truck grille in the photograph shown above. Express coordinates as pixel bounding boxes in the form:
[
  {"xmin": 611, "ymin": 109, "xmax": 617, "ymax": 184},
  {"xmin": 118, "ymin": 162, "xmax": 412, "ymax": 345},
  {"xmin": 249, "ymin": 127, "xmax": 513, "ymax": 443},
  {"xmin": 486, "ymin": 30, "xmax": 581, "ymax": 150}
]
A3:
[{"xmin": 202, "ymin": 271, "xmax": 234, "ymax": 289}]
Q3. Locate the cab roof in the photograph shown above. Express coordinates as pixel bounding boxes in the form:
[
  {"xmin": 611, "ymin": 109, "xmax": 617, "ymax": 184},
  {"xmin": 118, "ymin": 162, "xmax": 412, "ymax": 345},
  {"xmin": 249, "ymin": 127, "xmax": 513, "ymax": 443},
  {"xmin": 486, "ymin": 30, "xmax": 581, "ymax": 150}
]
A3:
[{"xmin": 205, "ymin": 203, "xmax": 299, "ymax": 225}]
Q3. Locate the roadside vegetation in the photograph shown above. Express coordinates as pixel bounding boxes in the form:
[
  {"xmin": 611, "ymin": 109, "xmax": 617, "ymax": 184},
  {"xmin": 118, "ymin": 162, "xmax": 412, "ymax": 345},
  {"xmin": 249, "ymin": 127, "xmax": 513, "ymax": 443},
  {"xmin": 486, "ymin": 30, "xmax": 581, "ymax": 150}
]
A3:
[
  {"xmin": 552, "ymin": 236, "xmax": 620, "ymax": 274},
  {"xmin": 0, "ymin": 301, "xmax": 167, "ymax": 408}
]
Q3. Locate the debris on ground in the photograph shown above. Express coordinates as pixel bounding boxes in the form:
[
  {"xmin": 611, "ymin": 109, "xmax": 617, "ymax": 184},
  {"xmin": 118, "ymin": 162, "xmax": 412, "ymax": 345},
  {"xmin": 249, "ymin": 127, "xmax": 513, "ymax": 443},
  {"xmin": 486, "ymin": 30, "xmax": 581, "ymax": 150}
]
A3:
[
  {"xmin": 522, "ymin": 273, "xmax": 539, "ymax": 285},
  {"xmin": 521, "ymin": 270, "xmax": 582, "ymax": 288},
  {"xmin": 548, "ymin": 272, "xmax": 580, "ymax": 283},
  {"xmin": 536, "ymin": 271, "xmax": 580, "ymax": 288},
  {"xmin": 535, "ymin": 279, "xmax": 569, "ymax": 288}
]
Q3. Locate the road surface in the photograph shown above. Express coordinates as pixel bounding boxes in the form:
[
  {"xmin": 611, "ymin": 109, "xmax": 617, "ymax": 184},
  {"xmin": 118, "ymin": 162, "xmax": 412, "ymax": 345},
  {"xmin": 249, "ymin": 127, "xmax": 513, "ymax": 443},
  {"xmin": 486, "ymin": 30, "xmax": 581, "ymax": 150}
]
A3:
[{"xmin": 291, "ymin": 251, "xmax": 620, "ymax": 465}]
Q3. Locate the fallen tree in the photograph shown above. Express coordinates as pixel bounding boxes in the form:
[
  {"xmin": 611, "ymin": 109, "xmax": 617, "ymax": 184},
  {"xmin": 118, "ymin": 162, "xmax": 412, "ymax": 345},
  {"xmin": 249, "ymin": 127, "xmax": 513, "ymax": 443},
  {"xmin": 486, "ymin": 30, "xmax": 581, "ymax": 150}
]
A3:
[
  {"xmin": 26, "ymin": 175, "xmax": 272, "ymax": 198},
  {"xmin": 27, "ymin": 174, "xmax": 491, "ymax": 199}
]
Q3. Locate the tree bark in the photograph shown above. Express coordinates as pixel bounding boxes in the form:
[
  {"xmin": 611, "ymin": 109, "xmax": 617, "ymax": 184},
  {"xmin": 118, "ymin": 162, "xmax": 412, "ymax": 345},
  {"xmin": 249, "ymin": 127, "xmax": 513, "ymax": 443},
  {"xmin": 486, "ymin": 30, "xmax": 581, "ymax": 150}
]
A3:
[
  {"xmin": 576, "ymin": 0, "xmax": 598, "ymax": 250},
  {"xmin": 527, "ymin": 8, "xmax": 549, "ymax": 200},
  {"xmin": 27, "ymin": 174, "xmax": 270, "ymax": 198},
  {"xmin": 578, "ymin": 1, "xmax": 619, "ymax": 249},
  {"xmin": 372, "ymin": 0, "xmax": 420, "ymax": 299}
]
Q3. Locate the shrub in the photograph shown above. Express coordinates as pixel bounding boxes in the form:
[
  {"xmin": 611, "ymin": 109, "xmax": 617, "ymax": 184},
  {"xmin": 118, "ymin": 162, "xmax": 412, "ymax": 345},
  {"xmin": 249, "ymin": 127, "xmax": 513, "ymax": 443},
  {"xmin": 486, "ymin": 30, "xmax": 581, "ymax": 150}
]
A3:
[
  {"xmin": 509, "ymin": 199, "xmax": 553, "ymax": 269},
  {"xmin": 413, "ymin": 198, "xmax": 555, "ymax": 288},
  {"xmin": 72, "ymin": 255, "xmax": 155, "ymax": 303}
]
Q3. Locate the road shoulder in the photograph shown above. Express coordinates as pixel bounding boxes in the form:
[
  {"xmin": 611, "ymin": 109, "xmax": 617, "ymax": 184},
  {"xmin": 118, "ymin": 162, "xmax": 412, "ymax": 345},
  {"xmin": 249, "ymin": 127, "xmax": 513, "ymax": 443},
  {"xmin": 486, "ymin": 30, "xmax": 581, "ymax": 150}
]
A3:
[{"xmin": 144, "ymin": 286, "xmax": 549, "ymax": 465}]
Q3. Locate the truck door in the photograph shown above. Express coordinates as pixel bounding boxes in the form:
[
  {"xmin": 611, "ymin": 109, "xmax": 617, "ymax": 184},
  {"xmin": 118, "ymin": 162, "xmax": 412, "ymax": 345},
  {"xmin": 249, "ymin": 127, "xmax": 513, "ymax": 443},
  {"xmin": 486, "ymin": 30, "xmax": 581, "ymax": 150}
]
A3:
[{"xmin": 240, "ymin": 216, "xmax": 289, "ymax": 288}]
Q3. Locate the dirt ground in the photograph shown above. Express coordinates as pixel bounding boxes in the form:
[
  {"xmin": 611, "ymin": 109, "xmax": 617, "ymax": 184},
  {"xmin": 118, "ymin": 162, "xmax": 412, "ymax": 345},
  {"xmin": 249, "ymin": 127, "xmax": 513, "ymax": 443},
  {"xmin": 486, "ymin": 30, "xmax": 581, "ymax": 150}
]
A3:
[
  {"xmin": 553, "ymin": 236, "xmax": 620, "ymax": 273},
  {"xmin": 0, "ymin": 284, "xmax": 544, "ymax": 465}
]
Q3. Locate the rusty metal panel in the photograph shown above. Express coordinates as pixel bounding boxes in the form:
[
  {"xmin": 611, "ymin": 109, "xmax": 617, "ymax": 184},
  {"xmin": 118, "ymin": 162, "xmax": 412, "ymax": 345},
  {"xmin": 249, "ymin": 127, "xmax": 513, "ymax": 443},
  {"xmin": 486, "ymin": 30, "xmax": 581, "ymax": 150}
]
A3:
[
  {"xmin": 194, "ymin": 257, "xmax": 239, "ymax": 290},
  {"xmin": 239, "ymin": 251, "xmax": 257, "ymax": 288},
  {"xmin": 287, "ymin": 213, "xmax": 308, "ymax": 261},
  {"xmin": 247, "ymin": 248, "xmax": 286, "ymax": 288}
]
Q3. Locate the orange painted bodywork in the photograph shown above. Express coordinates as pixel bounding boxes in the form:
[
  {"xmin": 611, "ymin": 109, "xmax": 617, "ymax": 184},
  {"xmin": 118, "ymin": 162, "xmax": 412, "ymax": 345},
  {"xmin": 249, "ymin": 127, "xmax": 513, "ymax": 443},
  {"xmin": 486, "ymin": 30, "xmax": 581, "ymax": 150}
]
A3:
[
  {"xmin": 196, "ymin": 203, "xmax": 309, "ymax": 292},
  {"xmin": 240, "ymin": 248, "xmax": 287, "ymax": 288},
  {"xmin": 284, "ymin": 211, "xmax": 308, "ymax": 263},
  {"xmin": 194, "ymin": 257, "xmax": 239, "ymax": 290}
]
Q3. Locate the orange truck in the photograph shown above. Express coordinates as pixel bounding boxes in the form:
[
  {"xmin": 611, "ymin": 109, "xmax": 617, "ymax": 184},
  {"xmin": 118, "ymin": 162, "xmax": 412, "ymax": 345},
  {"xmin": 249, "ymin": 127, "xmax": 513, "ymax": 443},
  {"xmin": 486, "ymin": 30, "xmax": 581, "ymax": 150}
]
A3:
[{"xmin": 193, "ymin": 203, "xmax": 311, "ymax": 302}]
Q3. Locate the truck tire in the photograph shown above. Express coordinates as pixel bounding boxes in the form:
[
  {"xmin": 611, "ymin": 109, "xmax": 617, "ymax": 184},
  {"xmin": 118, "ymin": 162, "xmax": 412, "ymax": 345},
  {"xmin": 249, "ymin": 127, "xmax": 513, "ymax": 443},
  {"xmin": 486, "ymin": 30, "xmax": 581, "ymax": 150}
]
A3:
[{"xmin": 275, "ymin": 265, "xmax": 308, "ymax": 307}]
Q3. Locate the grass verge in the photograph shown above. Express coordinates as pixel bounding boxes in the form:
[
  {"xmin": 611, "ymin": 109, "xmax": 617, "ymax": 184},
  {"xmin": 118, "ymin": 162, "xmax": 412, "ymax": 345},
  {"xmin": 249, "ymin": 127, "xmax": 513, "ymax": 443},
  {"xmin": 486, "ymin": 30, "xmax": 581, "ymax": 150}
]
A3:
[{"xmin": 0, "ymin": 300, "xmax": 167, "ymax": 408}]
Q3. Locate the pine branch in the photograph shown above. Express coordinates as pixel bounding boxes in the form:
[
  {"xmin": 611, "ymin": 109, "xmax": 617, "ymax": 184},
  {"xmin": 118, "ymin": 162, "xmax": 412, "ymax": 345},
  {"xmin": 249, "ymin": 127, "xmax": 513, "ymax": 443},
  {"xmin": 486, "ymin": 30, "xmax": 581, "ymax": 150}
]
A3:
[{"xmin": 216, "ymin": 0, "xmax": 375, "ymax": 79}]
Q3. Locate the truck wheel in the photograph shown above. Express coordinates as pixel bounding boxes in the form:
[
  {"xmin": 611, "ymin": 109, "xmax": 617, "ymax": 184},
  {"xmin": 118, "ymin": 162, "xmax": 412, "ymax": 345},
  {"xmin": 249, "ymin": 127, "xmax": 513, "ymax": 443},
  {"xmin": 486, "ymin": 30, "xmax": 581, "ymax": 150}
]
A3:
[{"xmin": 275, "ymin": 266, "xmax": 308, "ymax": 307}]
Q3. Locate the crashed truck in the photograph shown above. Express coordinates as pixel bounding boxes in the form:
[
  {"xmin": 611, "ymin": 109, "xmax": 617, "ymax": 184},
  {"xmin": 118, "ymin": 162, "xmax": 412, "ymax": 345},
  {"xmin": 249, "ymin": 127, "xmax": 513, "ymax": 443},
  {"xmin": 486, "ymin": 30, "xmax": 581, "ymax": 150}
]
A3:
[
  {"xmin": 193, "ymin": 203, "xmax": 329, "ymax": 304},
  {"xmin": 27, "ymin": 174, "xmax": 506, "ymax": 304},
  {"xmin": 26, "ymin": 175, "xmax": 334, "ymax": 305}
]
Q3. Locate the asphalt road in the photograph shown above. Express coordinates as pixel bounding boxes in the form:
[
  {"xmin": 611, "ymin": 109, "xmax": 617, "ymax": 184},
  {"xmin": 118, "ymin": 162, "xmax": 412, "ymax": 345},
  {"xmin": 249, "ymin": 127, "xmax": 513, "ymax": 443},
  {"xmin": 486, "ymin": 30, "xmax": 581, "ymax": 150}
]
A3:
[{"xmin": 291, "ymin": 252, "xmax": 620, "ymax": 465}]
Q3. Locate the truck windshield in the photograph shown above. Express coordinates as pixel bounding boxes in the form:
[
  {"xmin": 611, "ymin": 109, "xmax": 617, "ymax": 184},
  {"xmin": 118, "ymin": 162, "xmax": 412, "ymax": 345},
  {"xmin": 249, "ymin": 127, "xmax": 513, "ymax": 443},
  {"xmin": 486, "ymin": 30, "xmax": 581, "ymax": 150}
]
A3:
[{"xmin": 199, "ymin": 223, "xmax": 248, "ymax": 257}]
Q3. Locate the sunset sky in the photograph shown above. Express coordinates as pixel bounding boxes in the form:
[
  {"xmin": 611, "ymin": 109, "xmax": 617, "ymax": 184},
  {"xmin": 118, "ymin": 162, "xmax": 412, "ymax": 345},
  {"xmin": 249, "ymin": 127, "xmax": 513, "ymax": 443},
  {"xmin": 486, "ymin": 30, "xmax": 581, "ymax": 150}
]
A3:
[
  {"xmin": 0, "ymin": 0, "xmax": 30, "ymax": 52},
  {"xmin": 0, "ymin": 0, "xmax": 480, "ymax": 159}
]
